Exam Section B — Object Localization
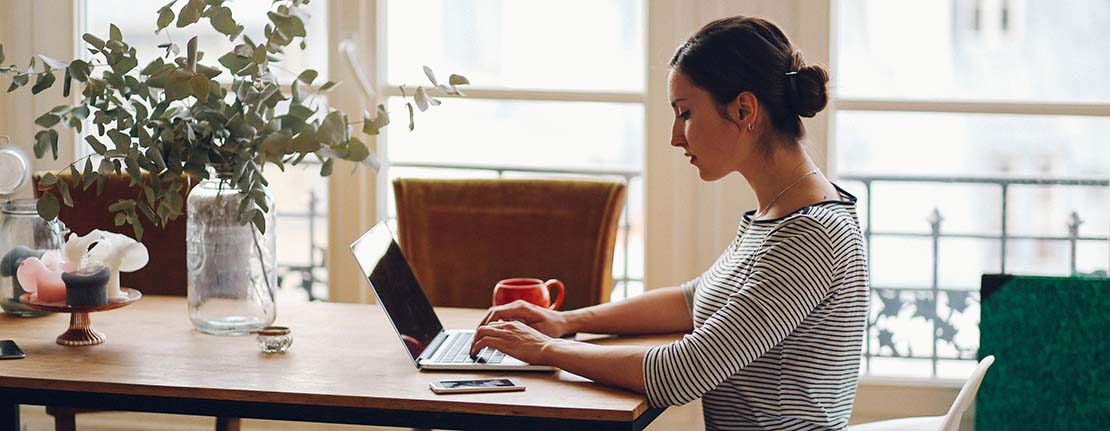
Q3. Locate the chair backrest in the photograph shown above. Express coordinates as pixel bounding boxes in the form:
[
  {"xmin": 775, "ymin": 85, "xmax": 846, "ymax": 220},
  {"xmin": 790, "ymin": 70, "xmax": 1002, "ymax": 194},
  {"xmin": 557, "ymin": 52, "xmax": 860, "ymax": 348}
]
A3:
[
  {"xmin": 33, "ymin": 171, "xmax": 196, "ymax": 297},
  {"xmin": 939, "ymin": 355, "xmax": 996, "ymax": 431},
  {"xmin": 392, "ymin": 178, "xmax": 626, "ymax": 310}
]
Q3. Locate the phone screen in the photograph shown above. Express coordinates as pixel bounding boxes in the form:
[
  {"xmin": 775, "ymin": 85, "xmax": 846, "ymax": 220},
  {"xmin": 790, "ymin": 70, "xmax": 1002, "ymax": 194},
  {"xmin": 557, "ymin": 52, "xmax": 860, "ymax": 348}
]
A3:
[
  {"xmin": 438, "ymin": 379, "xmax": 515, "ymax": 389},
  {"xmin": 0, "ymin": 340, "xmax": 26, "ymax": 359}
]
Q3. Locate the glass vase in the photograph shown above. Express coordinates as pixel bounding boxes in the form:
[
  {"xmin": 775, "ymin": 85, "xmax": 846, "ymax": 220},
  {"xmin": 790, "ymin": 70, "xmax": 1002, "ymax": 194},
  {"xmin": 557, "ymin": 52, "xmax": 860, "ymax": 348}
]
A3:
[
  {"xmin": 0, "ymin": 199, "xmax": 68, "ymax": 316},
  {"xmin": 186, "ymin": 172, "xmax": 276, "ymax": 335}
]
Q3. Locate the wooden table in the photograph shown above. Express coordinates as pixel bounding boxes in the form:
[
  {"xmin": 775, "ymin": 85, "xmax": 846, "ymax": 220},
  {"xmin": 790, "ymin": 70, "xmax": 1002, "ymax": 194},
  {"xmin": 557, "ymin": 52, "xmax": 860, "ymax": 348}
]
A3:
[{"xmin": 0, "ymin": 296, "xmax": 680, "ymax": 430}]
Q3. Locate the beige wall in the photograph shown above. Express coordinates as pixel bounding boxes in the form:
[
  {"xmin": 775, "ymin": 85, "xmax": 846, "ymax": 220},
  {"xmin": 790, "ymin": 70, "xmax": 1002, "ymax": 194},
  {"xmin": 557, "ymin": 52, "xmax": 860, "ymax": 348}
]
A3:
[{"xmin": 0, "ymin": 0, "xmax": 81, "ymax": 192}]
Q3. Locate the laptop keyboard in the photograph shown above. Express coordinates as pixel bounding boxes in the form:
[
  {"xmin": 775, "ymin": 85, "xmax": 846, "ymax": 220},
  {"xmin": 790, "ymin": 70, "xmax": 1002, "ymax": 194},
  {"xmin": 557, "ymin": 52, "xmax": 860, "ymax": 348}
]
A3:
[{"xmin": 432, "ymin": 332, "xmax": 506, "ymax": 364}]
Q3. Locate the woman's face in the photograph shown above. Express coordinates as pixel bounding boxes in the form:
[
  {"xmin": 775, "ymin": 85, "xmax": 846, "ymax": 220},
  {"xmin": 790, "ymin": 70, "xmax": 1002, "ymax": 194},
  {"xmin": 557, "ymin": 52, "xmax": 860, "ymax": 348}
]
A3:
[{"xmin": 667, "ymin": 69, "xmax": 746, "ymax": 181}]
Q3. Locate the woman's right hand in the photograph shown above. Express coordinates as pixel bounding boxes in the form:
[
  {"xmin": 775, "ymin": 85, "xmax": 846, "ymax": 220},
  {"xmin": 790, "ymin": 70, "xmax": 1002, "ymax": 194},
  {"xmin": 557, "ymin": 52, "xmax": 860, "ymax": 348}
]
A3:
[{"xmin": 477, "ymin": 300, "xmax": 572, "ymax": 338}]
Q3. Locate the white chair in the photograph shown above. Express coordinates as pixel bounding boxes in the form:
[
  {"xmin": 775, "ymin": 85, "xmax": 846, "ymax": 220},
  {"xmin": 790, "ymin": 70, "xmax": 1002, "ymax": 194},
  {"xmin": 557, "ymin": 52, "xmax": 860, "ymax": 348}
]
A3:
[{"xmin": 848, "ymin": 355, "xmax": 995, "ymax": 431}]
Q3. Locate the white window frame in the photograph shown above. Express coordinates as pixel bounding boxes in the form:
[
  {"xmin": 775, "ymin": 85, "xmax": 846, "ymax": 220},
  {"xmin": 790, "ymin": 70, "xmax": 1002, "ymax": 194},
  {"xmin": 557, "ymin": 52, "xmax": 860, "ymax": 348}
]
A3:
[{"xmin": 1, "ymin": 0, "xmax": 835, "ymax": 305}]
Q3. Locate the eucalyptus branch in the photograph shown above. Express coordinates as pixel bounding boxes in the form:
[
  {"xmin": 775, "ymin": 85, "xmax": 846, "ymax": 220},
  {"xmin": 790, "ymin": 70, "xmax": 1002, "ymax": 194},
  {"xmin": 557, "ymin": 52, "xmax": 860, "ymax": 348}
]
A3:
[{"xmin": 0, "ymin": 0, "xmax": 468, "ymax": 232}]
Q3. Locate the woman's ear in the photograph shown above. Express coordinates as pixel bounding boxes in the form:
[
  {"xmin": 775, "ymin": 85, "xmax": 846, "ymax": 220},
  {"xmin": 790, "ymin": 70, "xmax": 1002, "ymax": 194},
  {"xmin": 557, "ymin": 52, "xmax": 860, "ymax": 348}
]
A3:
[{"xmin": 734, "ymin": 91, "xmax": 759, "ymax": 126}]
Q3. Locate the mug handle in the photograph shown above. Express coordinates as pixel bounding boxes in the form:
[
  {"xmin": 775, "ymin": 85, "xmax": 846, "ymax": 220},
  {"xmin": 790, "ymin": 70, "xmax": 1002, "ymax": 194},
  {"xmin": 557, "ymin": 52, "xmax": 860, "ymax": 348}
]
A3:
[{"xmin": 544, "ymin": 279, "xmax": 565, "ymax": 310}]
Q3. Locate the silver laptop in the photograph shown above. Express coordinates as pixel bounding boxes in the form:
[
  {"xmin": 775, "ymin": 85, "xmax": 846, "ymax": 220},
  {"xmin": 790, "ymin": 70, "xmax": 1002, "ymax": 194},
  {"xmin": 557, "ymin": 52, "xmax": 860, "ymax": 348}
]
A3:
[{"xmin": 349, "ymin": 221, "xmax": 556, "ymax": 371}]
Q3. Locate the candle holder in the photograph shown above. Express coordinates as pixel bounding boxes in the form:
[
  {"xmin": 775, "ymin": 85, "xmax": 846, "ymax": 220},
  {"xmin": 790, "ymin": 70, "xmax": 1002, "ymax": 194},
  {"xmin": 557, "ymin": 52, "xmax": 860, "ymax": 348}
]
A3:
[{"xmin": 19, "ymin": 287, "xmax": 141, "ymax": 346}]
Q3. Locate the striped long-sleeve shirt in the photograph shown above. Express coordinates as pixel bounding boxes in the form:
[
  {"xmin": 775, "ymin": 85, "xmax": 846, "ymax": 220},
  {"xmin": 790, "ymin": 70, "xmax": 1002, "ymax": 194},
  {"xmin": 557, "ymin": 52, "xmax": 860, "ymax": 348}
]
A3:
[{"xmin": 644, "ymin": 188, "xmax": 869, "ymax": 430}]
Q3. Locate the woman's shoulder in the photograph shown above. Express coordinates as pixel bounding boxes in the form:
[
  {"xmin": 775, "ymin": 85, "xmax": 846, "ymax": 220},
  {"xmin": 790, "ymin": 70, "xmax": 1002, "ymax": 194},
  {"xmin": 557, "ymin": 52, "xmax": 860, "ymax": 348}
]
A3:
[{"xmin": 764, "ymin": 203, "xmax": 859, "ymax": 243}]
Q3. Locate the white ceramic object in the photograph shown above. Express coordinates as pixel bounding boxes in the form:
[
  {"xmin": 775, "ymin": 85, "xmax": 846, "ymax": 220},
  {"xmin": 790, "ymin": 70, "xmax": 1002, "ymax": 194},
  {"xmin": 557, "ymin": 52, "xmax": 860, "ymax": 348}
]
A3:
[{"xmin": 64, "ymin": 229, "xmax": 149, "ymax": 298}]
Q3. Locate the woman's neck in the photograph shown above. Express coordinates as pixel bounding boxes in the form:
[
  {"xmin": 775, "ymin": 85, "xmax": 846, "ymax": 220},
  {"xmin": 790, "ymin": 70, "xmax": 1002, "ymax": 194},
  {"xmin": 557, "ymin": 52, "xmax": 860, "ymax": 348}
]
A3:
[{"xmin": 739, "ymin": 142, "xmax": 832, "ymax": 219}]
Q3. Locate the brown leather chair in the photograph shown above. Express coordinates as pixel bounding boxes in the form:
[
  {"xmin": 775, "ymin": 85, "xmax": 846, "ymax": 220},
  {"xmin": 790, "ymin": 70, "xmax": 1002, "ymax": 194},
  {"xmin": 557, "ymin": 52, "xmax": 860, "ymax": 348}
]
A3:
[
  {"xmin": 34, "ymin": 171, "xmax": 238, "ymax": 431},
  {"xmin": 392, "ymin": 178, "xmax": 626, "ymax": 310}
]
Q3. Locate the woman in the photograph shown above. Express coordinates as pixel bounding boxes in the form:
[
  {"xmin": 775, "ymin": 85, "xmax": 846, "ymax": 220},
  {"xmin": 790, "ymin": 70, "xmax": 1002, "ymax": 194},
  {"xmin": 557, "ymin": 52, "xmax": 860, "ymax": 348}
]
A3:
[{"xmin": 471, "ymin": 16, "xmax": 868, "ymax": 431}]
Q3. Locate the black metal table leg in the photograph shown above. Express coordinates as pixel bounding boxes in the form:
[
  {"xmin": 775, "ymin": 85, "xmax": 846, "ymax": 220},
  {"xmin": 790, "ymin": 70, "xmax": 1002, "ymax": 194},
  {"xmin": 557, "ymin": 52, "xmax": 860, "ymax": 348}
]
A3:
[{"xmin": 0, "ymin": 398, "xmax": 18, "ymax": 431}]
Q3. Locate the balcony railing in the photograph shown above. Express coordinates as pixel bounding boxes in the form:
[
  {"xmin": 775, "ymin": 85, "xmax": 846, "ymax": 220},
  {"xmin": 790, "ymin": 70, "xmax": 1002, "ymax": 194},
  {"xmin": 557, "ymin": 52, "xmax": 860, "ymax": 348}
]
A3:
[{"xmin": 839, "ymin": 174, "xmax": 1109, "ymax": 377}]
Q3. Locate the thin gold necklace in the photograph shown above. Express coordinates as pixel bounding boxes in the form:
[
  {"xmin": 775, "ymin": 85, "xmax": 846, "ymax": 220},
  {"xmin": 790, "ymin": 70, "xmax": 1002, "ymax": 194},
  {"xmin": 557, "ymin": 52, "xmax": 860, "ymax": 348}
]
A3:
[{"xmin": 755, "ymin": 169, "xmax": 819, "ymax": 219}]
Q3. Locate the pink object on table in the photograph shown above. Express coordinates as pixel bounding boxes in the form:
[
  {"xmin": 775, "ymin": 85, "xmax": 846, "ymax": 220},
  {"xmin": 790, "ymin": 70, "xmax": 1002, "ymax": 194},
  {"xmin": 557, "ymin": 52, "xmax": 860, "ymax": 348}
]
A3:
[{"xmin": 17, "ymin": 256, "xmax": 67, "ymax": 303}]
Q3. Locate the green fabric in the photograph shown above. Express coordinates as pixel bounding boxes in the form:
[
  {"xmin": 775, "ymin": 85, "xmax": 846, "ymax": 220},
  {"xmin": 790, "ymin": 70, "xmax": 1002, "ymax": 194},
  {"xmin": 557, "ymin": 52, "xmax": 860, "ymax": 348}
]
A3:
[{"xmin": 978, "ymin": 274, "xmax": 1110, "ymax": 430}]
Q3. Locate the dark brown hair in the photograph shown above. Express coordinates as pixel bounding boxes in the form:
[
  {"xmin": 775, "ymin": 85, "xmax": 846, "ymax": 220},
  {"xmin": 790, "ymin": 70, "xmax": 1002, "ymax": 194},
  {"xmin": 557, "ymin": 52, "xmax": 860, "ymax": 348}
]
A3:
[{"xmin": 670, "ymin": 16, "xmax": 829, "ymax": 141}]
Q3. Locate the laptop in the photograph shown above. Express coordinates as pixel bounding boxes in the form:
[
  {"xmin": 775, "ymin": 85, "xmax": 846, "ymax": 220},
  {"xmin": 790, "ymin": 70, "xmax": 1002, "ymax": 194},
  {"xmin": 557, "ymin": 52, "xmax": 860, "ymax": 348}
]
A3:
[{"xmin": 349, "ymin": 221, "xmax": 556, "ymax": 371}]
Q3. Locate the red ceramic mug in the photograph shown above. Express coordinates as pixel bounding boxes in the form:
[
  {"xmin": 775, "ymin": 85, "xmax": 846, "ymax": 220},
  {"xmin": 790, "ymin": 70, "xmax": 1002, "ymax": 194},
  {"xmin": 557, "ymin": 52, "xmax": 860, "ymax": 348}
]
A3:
[{"xmin": 492, "ymin": 278, "xmax": 565, "ymax": 310}]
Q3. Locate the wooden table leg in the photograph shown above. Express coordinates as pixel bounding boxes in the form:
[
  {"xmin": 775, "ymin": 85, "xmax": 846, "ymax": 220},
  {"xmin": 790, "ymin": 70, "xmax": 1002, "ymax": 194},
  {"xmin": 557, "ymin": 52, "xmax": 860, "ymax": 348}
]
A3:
[{"xmin": 0, "ymin": 399, "xmax": 18, "ymax": 431}]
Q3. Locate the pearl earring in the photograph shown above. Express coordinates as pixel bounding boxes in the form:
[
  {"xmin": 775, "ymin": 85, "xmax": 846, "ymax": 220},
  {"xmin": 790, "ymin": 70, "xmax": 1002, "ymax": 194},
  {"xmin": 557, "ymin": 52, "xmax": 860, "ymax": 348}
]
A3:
[{"xmin": 747, "ymin": 123, "xmax": 754, "ymax": 132}]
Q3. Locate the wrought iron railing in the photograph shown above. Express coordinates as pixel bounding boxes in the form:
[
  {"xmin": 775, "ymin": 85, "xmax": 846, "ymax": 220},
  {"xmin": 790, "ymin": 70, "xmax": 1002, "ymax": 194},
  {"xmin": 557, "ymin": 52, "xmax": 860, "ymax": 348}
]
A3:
[
  {"xmin": 839, "ymin": 174, "xmax": 1109, "ymax": 377},
  {"xmin": 275, "ymin": 188, "xmax": 327, "ymax": 302},
  {"xmin": 387, "ymin": 161, "xmax": 644, "ymax": 299}
]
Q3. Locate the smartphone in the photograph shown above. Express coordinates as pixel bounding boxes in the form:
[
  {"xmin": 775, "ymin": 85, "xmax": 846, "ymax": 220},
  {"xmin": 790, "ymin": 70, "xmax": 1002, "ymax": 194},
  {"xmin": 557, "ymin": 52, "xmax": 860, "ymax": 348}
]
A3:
[
  {"xmin": 0, "ymin": 340, "xmax": 25, "ymax": 360},
  {"xmin": 429, "ymin": 378, "xmax": 525, "ymax": 394}
]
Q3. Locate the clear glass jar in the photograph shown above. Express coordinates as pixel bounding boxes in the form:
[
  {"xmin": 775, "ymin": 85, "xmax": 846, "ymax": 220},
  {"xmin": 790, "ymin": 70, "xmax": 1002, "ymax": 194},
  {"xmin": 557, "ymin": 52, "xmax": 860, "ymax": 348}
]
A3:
[
  {"xmin": 186, "ymin": 171, "xmax": 276, "ymax": 335},
  {"xmin": 256, "ymin": 325, "xmax": 293, "ymax": 353},
  {"xmin": 0, "ymin": 199, "xmax": 67, "ymax": 316}
]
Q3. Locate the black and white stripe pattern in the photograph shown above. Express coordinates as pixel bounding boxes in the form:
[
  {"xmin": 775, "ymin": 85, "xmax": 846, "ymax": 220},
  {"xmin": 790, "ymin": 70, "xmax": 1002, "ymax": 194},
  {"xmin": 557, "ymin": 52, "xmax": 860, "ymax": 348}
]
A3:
[{"xmin": 645, "ymin": 187, "xmax": 869, "ymax": 430}]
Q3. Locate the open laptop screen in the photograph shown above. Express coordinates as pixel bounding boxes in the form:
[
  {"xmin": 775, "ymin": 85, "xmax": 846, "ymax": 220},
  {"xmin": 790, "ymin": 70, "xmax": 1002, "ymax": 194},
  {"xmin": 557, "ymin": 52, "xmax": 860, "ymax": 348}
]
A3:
[{"xmin": 350, "ymin": 222, "xmax": 444, "ymax": 361}]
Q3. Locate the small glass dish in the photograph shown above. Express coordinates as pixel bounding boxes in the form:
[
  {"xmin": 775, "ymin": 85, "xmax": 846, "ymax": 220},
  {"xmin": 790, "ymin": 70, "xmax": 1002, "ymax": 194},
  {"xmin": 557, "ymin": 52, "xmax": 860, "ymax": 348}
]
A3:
[{"xmin": 256, "ymin": 326, "xmax": 293, "ymax": 353}]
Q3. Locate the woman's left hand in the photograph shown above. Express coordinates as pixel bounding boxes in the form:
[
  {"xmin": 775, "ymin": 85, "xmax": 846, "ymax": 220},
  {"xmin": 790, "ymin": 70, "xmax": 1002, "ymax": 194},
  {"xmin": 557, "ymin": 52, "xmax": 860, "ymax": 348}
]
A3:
[{"xmin": 469, "ymin": 320, "xmax": 559, "ymax": 365}]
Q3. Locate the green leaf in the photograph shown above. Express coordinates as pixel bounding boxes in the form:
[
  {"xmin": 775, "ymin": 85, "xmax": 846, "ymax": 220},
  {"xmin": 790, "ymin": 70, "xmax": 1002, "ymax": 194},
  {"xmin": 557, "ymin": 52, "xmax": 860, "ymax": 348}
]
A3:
[
  {"xmin": 268, "ymin": 11, "xmax": 306, "ymax": 39},
  {"xmin": 363, "ymin": 104, "xmax": 389, "ymax": 135},
  {"xmin": 34, "ymin": 113, "xmax": 61, "ymax": 128},
  {"xmin": 107, "ymin": 129, "xmax": 131, "ymax": 151},
  {"xmin": 318, "ymin": 81, "xmax": 339, "ymax": 92},
  {"xmin": 85, "ymin": 135, "xmax": 108, "ymax": 154},
  {"xmin": 344, "ymin": 138, "xmax": 369, "ymax": 162},
  {"xmin": 414, "ymin": 86, "xmax": 430, "ymax": 112},
  {"xmin": 114, "ymin": 212, "xmax": 127, "ymax": 226},
  {"xmin": 112, "ymin": 56, "xmax": 138, "ymax": 75},
  {"xmin": 186, "ymin": 36, "xmax": 198, "ymax": 71},
  {"xmin": 132, "ymin": 220, "xmax": 144, "ymax": 241},
  {"xmin": 58, "ymin": 181, "xmax": 72, "ymax": 206},
  {"xmin": 317, "ymin": 111, "xmax": 346, "ymax": 146},
  {"xmin": 33, "ymin": 129, "xmax": 57, "ymax": 159},
  {"xmin": 191, "ymin": 72, "xmax": 210, "ymax": 102},
  {"xmin": 195, "ymin": 63, "xmax": 222, "ymax": 79},
  {"xmin": 319, "ymin": 158, "xmax": 334, "ymax": 177},
  {"xmin": 177, "ymin": 0, "xmax": 204, "ymax": 27},
  {"xmin": 406, "ymin": 102, "xmax": 415, "ymax": 131},
  {"xmin": 157, "ymin": 6, "xmax": 175, "ymax": 32},
  {"xmin": 145, "ymin": 147, "xmax": 167, "ymax": 172},
  {"xmin": 423, "ymin": 66, "xmax": 438, "ymax": 86},
  {"xmin": 36, "ymin": 193, "xmax": 60, "ymax": 221},
  {"xmin": 72, "ymin": 105, "xmax": 91, "ymax": 121},
  {"xmin": 207, "ymin": 6, "xmax": 240, "ymax": 37},
  {"xmin": 68, "ymin": 60, "xmax": 90, "ymax": 82},
  {"xmin": 37, "ymin": 55, "xmax": 69, "ymax": 71},
  {"xmin": 62, "ymin": 67, "xmax": 72, "ymax": 97},
  {"xmin": 289, "ymin": 129, "xmax": 321, "ymax": 153},
  {"xmin": 448, "ymin": 74, "xmax": 470, "ymax": 86},
  {"xmin": 252, "ymin": 211, "xmax": 266, "ymax": 234},
  {"xmin": 217, "ymin": 51, "xmax": 250, "ymax": 74},
  {"xmin": 40, "ymin": 172, "xmax": 58, "ymax": 186},
  {"xmin": 31, "ymin": 70, "xmax": 56, "ymax": 94},
  {"xmin": 109, "ymin": 24, "xmax": 123, "ymax": 42},
  {"xmin": 82, "ymin": 34, "xmax": 105, "ymax": 50},
  {"xmin": 297, "ymin": 69, "xmax": 318, "ymax": 85},
  {"xmin": 7, "ymin": 73, "xmax": 28, "ymax": 92},
  {"xmin": 164, "ymin": 69, "xmax": 195, "ymax": 101},
  {"xmin": 108, "ymin": 199, "xmax": 136, "ymax": 212}
]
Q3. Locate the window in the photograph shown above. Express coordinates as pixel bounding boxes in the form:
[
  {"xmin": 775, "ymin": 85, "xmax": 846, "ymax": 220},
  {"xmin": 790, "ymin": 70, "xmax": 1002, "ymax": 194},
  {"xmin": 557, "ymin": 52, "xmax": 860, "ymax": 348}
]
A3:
[
  {"xmin": 834, "ymin": 0, "xmax": 1110, "ymax": 378},
  {"xmin": 84, "ymin": 0, "xmax": 332, "ymax": 302},
  {"xmin": 380, "ymin": 0, "xmax": 646, "ymax": 300}
]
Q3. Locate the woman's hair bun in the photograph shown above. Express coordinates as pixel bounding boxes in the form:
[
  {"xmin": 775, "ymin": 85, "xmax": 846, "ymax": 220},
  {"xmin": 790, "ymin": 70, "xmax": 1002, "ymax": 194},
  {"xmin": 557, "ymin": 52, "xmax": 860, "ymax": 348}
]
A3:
[{"xmin": 786, "ymin": 51, "xmax": 829, "ymax": 118}]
